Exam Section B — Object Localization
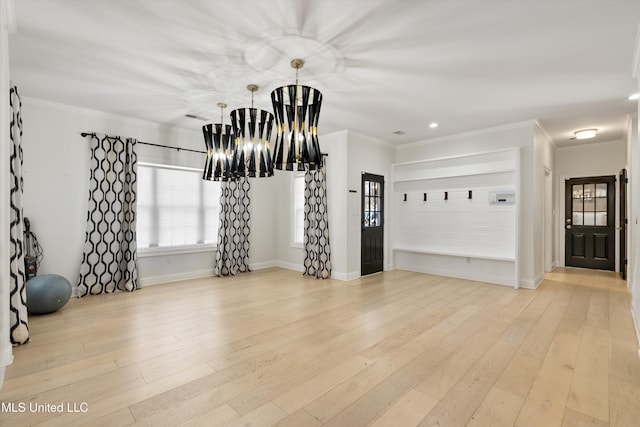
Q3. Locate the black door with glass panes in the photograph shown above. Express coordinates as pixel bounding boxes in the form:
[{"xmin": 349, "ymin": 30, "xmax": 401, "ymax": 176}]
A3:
[
  {"xmin": 565, "ymin": 176, "xmax": 615, "ymax": 271},
  {"xmin": 361, "ymin": 173, "xmax": 384, "ymax": 275}
]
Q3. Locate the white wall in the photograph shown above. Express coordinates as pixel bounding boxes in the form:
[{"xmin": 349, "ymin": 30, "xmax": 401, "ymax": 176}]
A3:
[
  {"xmin": 396, "ymin": 121, "xmax": 545, "ymax": 288},
  {"xmin": 0, "ymin": 0, "xmax": 16, "ymax": 388},
  {"xmin": 555, "ymin": 139, "xmax": 627, "ymax": 269},
  {"xmin": 629, "ymin": 29, "xmax": 640, "ymax": 347},
  {"xmin": 629, "ymin": 116, "xmax": 640, "ymax": 346},
  {"xmin": 534, "ymin": 122, "xmax": 556, "ymax": 276}
]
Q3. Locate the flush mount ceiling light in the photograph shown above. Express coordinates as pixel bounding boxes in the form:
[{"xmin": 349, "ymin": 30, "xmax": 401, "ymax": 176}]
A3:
[
  {"xmin": 429, "ymin": 122, "xmax": 439, "ymax": 128},
  {"xmin": 573, "ymin": 129, "xmax": 598, "ymax": 140},
  {"xmin": 271, "ymin": 58, "xmax": 323, "ymax": 171},
  {"xmin": 629, "ymin": 93, "xmax": 640, "ymax": 100},
  {"xmin": 230, "ymin": 84, "xmax": 274, "ymax": 178},
  {"xmin": 202, "ymin": 102, "xmax": 236, "ymax": 182}
]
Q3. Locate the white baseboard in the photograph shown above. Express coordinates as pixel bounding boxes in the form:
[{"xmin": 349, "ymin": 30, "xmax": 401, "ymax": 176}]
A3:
[
  {"xmin": 249, "ymin": 261, "xmax": 278, "ymax": 271},
  {"xmin": 631, "ymin": 305, "xmax": 640, "ymax": 359},
  {"xmin": 275, "ymin": 261, "xmax": 304, "ymax": 273},
  {"xmin": 1, "ymin": 345, "xmax": 14, "ymax": 386},
  {"xmin": 518, "ymin": 279, "xmax": 538, "ymax": 290},
  {"xmin": 139, "ymin": 269, "xmax": 214, "ymax": 287},
  {"xmin": 346, "ymin": 271, "xmax": 361, "ymax": 281},
  {"xmin": 330, "ymin": 271, "xmax": 360, "ymax": 281}
]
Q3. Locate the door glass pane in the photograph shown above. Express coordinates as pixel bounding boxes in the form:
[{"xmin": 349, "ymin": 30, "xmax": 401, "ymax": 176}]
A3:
[
  {"xmin": 583, "ymin": 212, "xmax": 595, "ymax": 226},
  {"xmin": 584, "ymin": 184, "xmax": 595, "ymax": 201},
  {"xmin": 573, "ymin": 213, "xmax": 584, "ymax": 225},
  {"xmin": 595, "ymin": 183, "xmax": 607, "ymax": 197},
  {"xmin": 372, "ymin": 212, "xmax": 380, "ymax": 226},
  {"xmin": 596, "ymin": 212, "xmax": 607, "ymax": 226},
  {"xmin": 572, "ymin": 184, "xmax": 583, "ymax": 199},
  {"xmin": 584, "ymin": 199, "xmax": 595, "ymax": 212},
  {"xmin": 573, "ymin": 199, "xmax": 583, "ymax": 212},
  {"xmin": 364, "ymin": 182, "xmax": 370, "ymax": 196},
  {"xmin": 595, "ymin": 198, "xmax": 607, "ymax": 212},
  {"xmin": 372, "ymin": 182, "xmax": 379, "ymax": 196}
]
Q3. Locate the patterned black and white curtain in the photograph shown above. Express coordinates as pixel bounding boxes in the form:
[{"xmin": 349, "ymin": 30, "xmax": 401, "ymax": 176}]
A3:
[
  {"xmin": 303, "ymin": 161, "xmax": 331, "ymax": 279},
  {"xmin": 214, "ymin": 177, "xmax": 251, "ymax": 276},
  {"xmin": 77, "ymin": 133, "xmax": 138, "ymax": 296},
  {"xmin": 9, "ymin": 85, "xmax": 29, "ymax": 345}
]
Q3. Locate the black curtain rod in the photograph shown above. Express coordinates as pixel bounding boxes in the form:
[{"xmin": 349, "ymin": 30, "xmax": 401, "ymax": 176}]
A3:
[
  {"xmin": 80, "ymin": 132, "xmax": 328, "ymax": 158},
  {"xmin": 80, "ymin": 132, "xmax": 206, "ymax": 154}
]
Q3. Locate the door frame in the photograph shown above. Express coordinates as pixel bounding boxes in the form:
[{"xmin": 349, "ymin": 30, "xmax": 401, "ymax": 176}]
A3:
[
  {"xmin": 619, "ymin": 168, "xmax": 627, "ymax": 279},
  {"xmin": 361, "ymin": 172, "xmax": 385, "ymax": 276},
  {"xmin": 544, "ymin": 167, "xmax": 554, "ymax": 272},
  {"xmin": 560, "ymin": 174, "xmax": 618, "ymax": 270}
]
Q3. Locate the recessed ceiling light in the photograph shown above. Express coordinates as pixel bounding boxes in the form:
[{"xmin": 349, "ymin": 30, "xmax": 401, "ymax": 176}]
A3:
[
  {"xmin": 574, "ymin": 129, "xmax": 598, "ymax": 140},
  {"xmin": 392, "ymin": 130, "xmax": 406, "ymax": 135},
  {"xmin": 429, "ymin": 122, "xmax": 439, "ymax": 128},
  {"xmin": 629, "ymin": 93, "xmax": 640, "ymax": 100}
]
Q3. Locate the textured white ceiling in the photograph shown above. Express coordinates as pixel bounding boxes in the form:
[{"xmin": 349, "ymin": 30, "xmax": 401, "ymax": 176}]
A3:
[{"xmin": 9, "ymin": 0, "xmax": 640, "ymax": 147}]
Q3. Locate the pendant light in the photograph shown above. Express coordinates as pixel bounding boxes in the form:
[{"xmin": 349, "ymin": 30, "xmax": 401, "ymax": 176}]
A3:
[
  {"xmin": 230, "ymin": 84, "xmax": 274, "ymax": 178},
  {"xmin": 202, "ymin": 102, "xmax": 236, "ymax": 181},
  {"xmin": 271, "ymin": 58, "xmax": 323, "ymax": 171}
]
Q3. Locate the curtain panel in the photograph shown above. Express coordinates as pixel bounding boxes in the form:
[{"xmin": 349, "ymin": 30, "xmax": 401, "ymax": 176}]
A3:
[
  {"xmin": 214, "ymin": 177, "xmax": 251, "ymax": 276},
  {"xmin": 303, "ymin": 162, "xmax": 332, "ymax": 279},
  {"xmin": 9, "ymin": 85, "xmax": 29, "ymax": 345},
  {"xmin": 77, "ymin": 133, "xmax": 138, "ymax": 296}
]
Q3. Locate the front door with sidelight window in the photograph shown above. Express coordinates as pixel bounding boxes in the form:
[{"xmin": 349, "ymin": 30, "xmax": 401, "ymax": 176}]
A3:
[{"xmin": 565, "ymin": 176, "xmax": 615, "ymax": 271}]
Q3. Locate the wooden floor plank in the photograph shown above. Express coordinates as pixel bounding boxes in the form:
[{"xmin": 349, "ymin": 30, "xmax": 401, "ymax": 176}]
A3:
[
  {"xmin": 0, "ymin": 267, "xmax": 638, "ymax": 427},
  {"xmin": 514, "ymin": 332, "xmax": 581, "ymax": 427},
  {"xmin": 466, "ymin": 386, "xmax": 524, "ymax": 427}
]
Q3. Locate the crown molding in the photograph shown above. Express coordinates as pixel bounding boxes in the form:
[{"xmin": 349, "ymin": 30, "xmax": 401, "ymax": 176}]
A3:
[
  {"xmin": 1, "ymin": 0, "xmax": 16, "ymax": 34},
  {"xmin": 399, "ymin": 119, "xmax": 537, "ymax": 149},
  {"xmin": 534, "ymin": 120, "xmax": 556, "ymax": 149}
]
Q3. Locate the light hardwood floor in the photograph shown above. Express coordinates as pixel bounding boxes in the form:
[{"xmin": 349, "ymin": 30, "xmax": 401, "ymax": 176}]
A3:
[{"xmin": 1, "ymin": 267, "xmax": 640, "ymax": 426}]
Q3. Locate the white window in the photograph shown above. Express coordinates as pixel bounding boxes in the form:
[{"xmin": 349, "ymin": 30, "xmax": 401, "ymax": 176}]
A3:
[
  {"xmin": 137, "ymin": 163, "xmax": 220, "ymax": 251},
  {"xmin": 291, "ymin": 173, "xmax": 305, "ymax": 247}
]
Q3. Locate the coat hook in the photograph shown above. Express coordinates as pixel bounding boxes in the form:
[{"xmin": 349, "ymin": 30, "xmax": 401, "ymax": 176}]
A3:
[
  {"xmin": 468, "ymin": 190, "xmax": 472, "ymax": 199},
  {"xmin": 423, "ymin": 193, "xmax": 427, "ymax": 202},
  {"xmin": 403, "ymin": 193, "xmax": 407, "ymax": 202},
  {"xmin": 444, "ymin": 191, "xmax": 448, "ymax": 201}
]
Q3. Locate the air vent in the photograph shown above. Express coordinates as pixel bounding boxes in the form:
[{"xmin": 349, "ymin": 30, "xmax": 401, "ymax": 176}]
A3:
[
  {"xmin": 392, "ymin": 130, "xmax": 406, "ymax": 135},
  {"xmin": 185, "ymin": 113, "xmax": 207, "ymax": 121}
]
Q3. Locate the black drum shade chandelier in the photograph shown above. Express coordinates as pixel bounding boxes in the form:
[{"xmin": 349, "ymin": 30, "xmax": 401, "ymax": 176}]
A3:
[
  {"xmin": 202, "ymin": 58, "xmax": 323, "ymax": 180},
  {"xmin": 271, "ymin": 58, "xmax": 323, "ymax": 171},
  {"xmin": 230, "ymin": 84, "xmax": 274, "ymax": 178},
  {"xmin": 202, "ymin": 102, "xmax": 236, "ymax": 182}
]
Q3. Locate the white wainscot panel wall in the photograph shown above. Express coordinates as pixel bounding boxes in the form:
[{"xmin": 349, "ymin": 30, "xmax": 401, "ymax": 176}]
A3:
[{"xmin": 392, "ymin": 148, "xmax": 520, "ymax": 287}]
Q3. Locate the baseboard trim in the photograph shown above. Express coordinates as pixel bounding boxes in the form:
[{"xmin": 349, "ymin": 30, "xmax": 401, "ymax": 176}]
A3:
[
  {"xmin": 139, "ymin": 269, "xmax": 214, "ymax": 287},
  {"xmin": 275, "ymin": 261, "xmax": 304, "ymax": 273},
  {"xmin": 631, "ymin": 305, "xmax": 640, "ymax": 359},
  {"xmin": 249, "ymin": 261, "xmax": 278, "ymax": 271},
  {"xmin": 330, "ymin": 271, "xmax": 360, "ymax": 281},
  {"xmin": 1, "ymin": 345, "xmax": 14, "ymax": 385}
]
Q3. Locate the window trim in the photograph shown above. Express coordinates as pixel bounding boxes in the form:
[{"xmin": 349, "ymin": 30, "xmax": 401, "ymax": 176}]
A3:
[
  {"xmin": 137, "ymin": 243, "xmax": 216, "ymax": 258},
  {"xmin": 291, "ymin": 172, "xmax": 305, "ymax": 248}
]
